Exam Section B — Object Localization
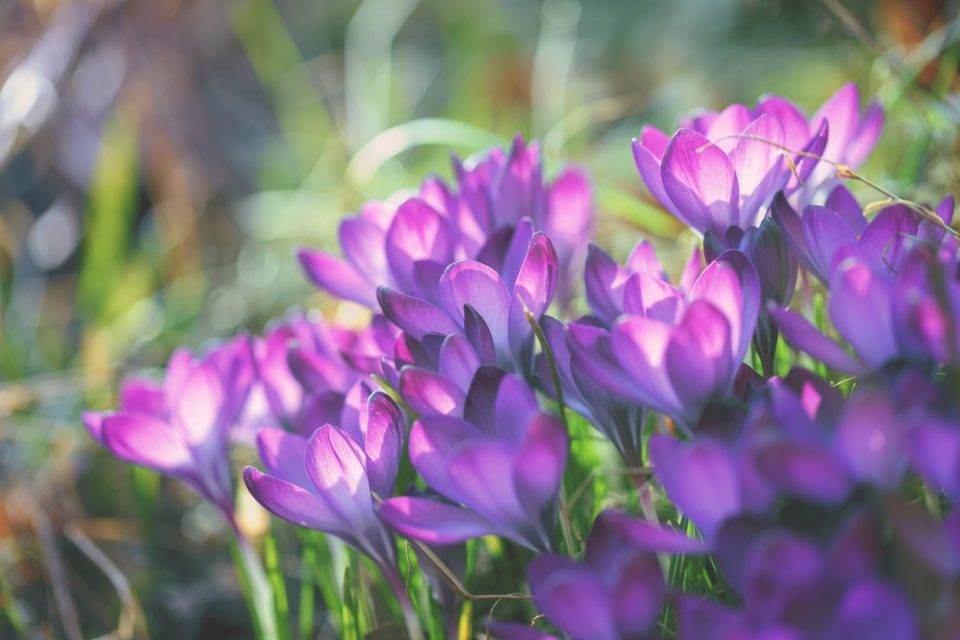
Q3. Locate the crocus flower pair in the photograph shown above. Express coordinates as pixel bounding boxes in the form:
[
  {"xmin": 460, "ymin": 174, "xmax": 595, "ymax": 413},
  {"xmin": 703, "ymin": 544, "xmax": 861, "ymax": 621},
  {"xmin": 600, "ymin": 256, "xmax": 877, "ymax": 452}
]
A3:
[
  {"xmin": 568, "ymin": 248, "xmax": 759, "ymax": 430},
  {"xmin": 299, "ymin": 135, "xmax": 591, "ymax": 308},
  {"xmin": 380, "ymin": 368, "xmax": 567, "ymax": 553},
  {"xmin": 83, "ymin": 336, "xmax": 255, "ymax": 522},
  {"xmin": 633, "ymin": 84, "xmax": 883, "ymax": 238}
]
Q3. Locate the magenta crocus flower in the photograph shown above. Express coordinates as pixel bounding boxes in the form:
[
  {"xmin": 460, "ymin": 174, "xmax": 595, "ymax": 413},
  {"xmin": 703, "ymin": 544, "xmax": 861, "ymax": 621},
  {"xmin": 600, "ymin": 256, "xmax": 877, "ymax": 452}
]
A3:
[
  {"xmin": 298, "ymin": 135, "xmax": 591, "ymax": 308},
  {"xmin": 772, "ymin": 186, "xmax": 955, "ymax": 284},
  {"xmin": 773, "ymin": 244, "xmax": 960, "ymax": 374},
  {"xmin": 633, "ymin": 84, "xmax": 883, "ymax": 236},
  {"xmin": 570, "ymin": 249, "xmax": 760, "ymax": 429},
  {"xmin": 377, "ymin": 230, "xmax": 559, "ymax": 376},
  {"xmin": 523, "ymin": 510, "xmax": 703, "ymax": 640},
  {"xmin": 83, "ymin": 336, "xmax": 255, "ymax": 522},
  {"xmin": 379, "ymin": 369, "xmax": 567, "ymax": 552},
  {"xmin": 243, "ymin": 390, "xmax": 403, "ymax": 571},
  {"xmin": 241, "ymin": 313, "xmax": 395, "ymax": 439}
]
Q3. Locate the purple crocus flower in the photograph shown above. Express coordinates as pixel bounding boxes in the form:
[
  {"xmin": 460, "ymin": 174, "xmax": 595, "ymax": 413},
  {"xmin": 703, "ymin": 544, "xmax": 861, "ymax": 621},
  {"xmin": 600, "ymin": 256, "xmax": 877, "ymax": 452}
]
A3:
[
  {"xmin": 680, "ymin": 518, "xmax": 917, "ymax": 640},
  {"xmin": 243, "ymin": 390, "xmax": 403, "ymax": 573},
  {"xmin": 377, "ymin": 230, "xmax": 559, "ymax": 376},
  {"xmin": 773, "ymin": 244, "xmax": 960, "ymax": 374},
  {"xmin": 379, "ymin": 369, "xmax": 567, "ymax": 552},
  {"xmin": 633, "ymin": 84, "xmax": 883, "ymax": 237},
  {"xmin": 298, "ymin": 136, "xmax": 591, "ymax": 308},
  {"xmin": 83, "ymin": 336, "xmax": 255, "ymax": 522},
  {"xmin": 772, "ymin": 186, "xmax": 956, "ymax": 285},
  {"xmin": 241, "ymin": 313, "xmax": 395, "ymax": 439},
  {"xmin": 569, "ymin": 249, "xmax": 760, "ymax": 429},
  {"xmin": 522, "ymin": 510, "xmax": 703, "ymax": 640}
]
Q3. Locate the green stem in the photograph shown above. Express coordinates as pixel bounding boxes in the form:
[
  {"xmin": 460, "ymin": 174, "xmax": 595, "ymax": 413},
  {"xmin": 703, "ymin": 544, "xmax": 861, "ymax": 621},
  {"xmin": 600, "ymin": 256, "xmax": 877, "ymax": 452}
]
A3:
[{"xmin": 232, "ymin": 535, "xmax": 281, "ymax": 640}]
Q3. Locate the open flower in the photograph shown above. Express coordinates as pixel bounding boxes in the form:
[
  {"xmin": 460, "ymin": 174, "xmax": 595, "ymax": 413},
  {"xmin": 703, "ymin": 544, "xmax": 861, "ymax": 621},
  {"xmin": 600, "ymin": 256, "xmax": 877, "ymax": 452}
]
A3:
[
  {"xmin": 569, "ymin": 249, "xmax": 760, "ymax": 429},
  {"xmin": 298, "ymin": 136, "xmax": 591, "ymax": 308},
  {"xmin": 379, "ymin": 369, "xmax": 567, "ymax": 552},
  {"xmin": 633, "ymin": 84, "xmax": 883, "ymax": 237},
  {"xmin": 83, "ymin": 336, "xmax": 255, "ymax": 522},
  {"xmin": 243, "ymin": 391, "xmax": 403, "ymax": 570}
]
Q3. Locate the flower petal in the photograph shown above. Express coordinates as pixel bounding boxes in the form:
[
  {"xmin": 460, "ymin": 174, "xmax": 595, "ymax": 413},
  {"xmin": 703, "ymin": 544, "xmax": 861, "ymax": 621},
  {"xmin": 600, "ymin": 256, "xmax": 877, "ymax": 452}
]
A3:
[
  {"xmin": 528, "ymin": 556, "xmax": 618, "ymax": 640},
  {"xmin": 399, "ymin": 366, "xmax": 466, "ymax": 417},
  {"xmin": 256, "ymin": 427, "xmax": 312, "ymax": 488},
  {"xmin": 376, "ymin": 287, "xmax": 460, "ymax": 341},
  {"xmin": 728, "ymin": 115, "xmax": 787, "ymax": 227},
  {"xmin": 513, "ymin": 414, "xmax": 568, "ymax": 517},
  {"xmin": 297, "ymin": 249, "xmax": 375, "ymax": 306},
  {"xmin": 439, "ymin": 260, "xmax": 511, "ymax": 349},
  {"xmin": 379, "ymin": 496, "xmax": 497, "ymax": 544},
  {"xmin": 661, "ymin": 129, "xmax": 740, "ymax": 236},
  {"xmin": 243, "ymin": 467, "xmax": 349, "ymax": 537},
  {"xmin": 101, "ymin": 413, "xmax": 192, "ymax": 473},
  {"xmin": 770, "ymin": 307, "xmax": 864, "ymax": 374},
  {"xmin": 364, "ymin": 392, "xmax": 403, "ymax": 499}
]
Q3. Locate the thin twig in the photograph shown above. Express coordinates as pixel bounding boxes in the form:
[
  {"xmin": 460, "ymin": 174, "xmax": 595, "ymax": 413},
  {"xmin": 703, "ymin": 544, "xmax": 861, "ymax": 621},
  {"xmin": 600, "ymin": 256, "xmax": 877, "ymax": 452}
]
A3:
[{"xmin": 28, "ymin": 502, "xmax": 83, "ymax": 640}]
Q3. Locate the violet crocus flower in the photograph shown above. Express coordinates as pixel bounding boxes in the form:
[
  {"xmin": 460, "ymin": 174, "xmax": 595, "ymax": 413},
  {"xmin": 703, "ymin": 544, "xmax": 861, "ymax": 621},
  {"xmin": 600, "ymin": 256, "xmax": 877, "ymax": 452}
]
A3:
[
  {"xmin": 569, "ymin": 249, "xmax": 760, "ymax": 429},
  {"xmin": 772, "ymin": 187, "xmax": 956, "ymax": 285},
  {"xmin": 773, "ymin": 244, "xmax": 960, "ymax": 374},
  {"xmin": 298, "ymin": 136, "xmax": 591, "ymax": 308},
  {"xmin": 633, "ymin": 84, "xmax": 883, "ymax": 237},
  {"xmin": 680, "ymin": 519, "xmax": 918, "ymax": 640},
  {"xmin": 377, "ymin": 230, "xmax": 559, "ymax": 376},
  {"xmin": 241, "ymin": 313, "xmax": 395, "ymax": 439},
  {"xmin": 526, "ymin": 510, "xmax": 702, "ymax": 640},
  {"xmin": 243, "ymin": 390, "xmax": 403, "ymax": 573},
  {"xmin": 379, "ymin": 368, "xmax": 567, "ymax": 552},
  {"xmin": 83, "ymin": 336, "xmax": 255, "ymax": 522}
]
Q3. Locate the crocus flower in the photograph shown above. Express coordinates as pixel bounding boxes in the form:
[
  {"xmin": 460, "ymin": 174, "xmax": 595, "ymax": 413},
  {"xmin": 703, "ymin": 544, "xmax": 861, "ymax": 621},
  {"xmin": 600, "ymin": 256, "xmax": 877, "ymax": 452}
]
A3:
[
  {"xmin": 524, "ymin": 510, "xmax": 703, "ymax": 640},
  {"xmin": 298, "ymin": 136, "xmax": 591, "ymax": 308},
  {"xmin": 773, "ymin": 244, "xmax": 960, "ymax": 374},
  {"xmin": 569, "ymin": 249, "xmax": 760, "ymax": 429},
  {"xmin": 377, "ymin": 230, "xmax": 559, "ymax": 376},
  {"xmin": 379, "ymin": 368, "xmax": 567, "ymax": 552},
  {"xmin": 772, "ymin": 187, "xmax": 956, "ymax": 285},
  {"xmin": 83, "ymin": 336, "xmax": 255, "ymax": 522},
  {"xmin": 237, "ymin": 313, "xmax": 394, "ymax": 440},
  {"xmin": 680, "ymin": 517, "xmax": 917, "ymax": 640},
  {"xmin": 243, "ymin": 391, "xmax": 403, "ymax": 572},
  {"xmin": 633, "ymin": 84, "xmax": 883, "ymax": 237}
]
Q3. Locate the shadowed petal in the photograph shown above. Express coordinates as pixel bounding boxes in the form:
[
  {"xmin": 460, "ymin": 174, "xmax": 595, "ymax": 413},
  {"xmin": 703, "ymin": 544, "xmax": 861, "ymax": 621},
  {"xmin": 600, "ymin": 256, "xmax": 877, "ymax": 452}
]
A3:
[
  {"xmin": 770, "ymin": 307, "xmax": 864, "ymax": 374},
  {"xmin": 513, "ymin": 414, "xmax": 567, "ymax": 516},
  {"xmin": 824, "ymin": 185, "xmax": 867, "ymax": 234},
  {"xmin": 364, "ymin": 392, "xmax": 403, "ymax": 499},
  {"xmin": 584, "ymin": 243, "xmax": 629, "ymax": 324},
  {"xmin": 438, "ymin": 334, "xmax": 481, "ymax": 392},
  {"xmin": 529, "ymin": 556, "xmax": 618, "ymax": 640},
  {"xmin": 611, "ymin": 317, "xmax": 681, "ymax": 415},
  {"xmin": 829, "ymin": 260, "xmax": 898, "ymax": 369},
  {"xmin": 399, "ymin": 366, "xmax": 466, "ymax": 417},
  {"xmin": 409, "ymin": 416, "xmax": 486, "ymax": 502},
  {"xmin": 256, "ymin": 427, "xmax": 311, "ymax": 488},
  {"xmin": 379, "ymin": 497, "xmax": 497, "ymax": 544},
  {"xmin": 756, "ymin": 441, "xmax": 851, "ymax": 504},
  {"xmin": 664, "ymin": 301, "xmax": 733, "ymax": 422},
  {"xmin": 802, "ymin": 205, "xmax": 858, "ymax": 282},
  {"xmin": 243, "ymin": 466, "xmax": 349, "ymax": 537},
  {"xmin": 377, "ymin": 287, "xmax": 460, "ymax": 340}
]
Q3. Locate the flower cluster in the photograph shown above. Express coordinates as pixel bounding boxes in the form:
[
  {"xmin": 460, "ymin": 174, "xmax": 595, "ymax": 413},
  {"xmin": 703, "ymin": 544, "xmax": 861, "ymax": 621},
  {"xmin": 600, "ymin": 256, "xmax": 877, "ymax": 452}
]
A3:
[{"xmin": 87, "ymin": 84, "xmax": 960, "ymax": 639}]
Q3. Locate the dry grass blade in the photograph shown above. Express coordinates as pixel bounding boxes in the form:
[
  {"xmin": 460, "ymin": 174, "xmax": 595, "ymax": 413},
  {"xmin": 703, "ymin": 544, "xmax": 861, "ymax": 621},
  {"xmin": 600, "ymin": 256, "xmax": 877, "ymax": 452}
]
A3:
[
  {"xmin": 64, "ymin": 522, "xmax": 149, "ymax": 640},
  {"xmin": 27, "ymin": 501, "xmax": 83, "ymax": 640}
]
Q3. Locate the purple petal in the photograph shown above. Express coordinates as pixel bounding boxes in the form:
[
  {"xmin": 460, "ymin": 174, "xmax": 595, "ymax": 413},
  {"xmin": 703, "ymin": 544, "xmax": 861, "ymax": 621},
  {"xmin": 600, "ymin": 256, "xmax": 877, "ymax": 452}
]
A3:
[
  {"xmin": 439, "ymin": 260, "xmax": 511, "ymax": 348},
  {"xmin": 500, "ymin": 218, "xmax": 536, "ymax": 291},
  {"xmin": 835, "ymin": 393, "xmax": 905, "ymax": 491},
  {"xmin": 728, "ymin": 115, "xmax": 787, "ymax": 227},
  {"xmin": 845, "ymin": 101, "xmax": 884, "ymax": 169},
  {"xmin": 243, "ymin": 466, "xmax": 349, "ymax": 537},
  {"xmin": 513, "ymin": 414, "xmax": 567, "ymax": 516},
  {"xmin": 649, "ymin": 435, "xmax": 741, "ymax": 538},
  {"xmin": 304, "ymin": 426, "xmax": 374, "ymax": 530},
  {"xmin": 610, "ymin": 317, "xmax": 681, "ymax": 415},
  {"xmin": 632, "ymin": 128, "xmax": 681, "ymax": 219},
  {"xmin": 449, "ymin": 442, "xmax": 529, "ymax": 540},
  {"xmin": 385, "ymin": 198, "xmax": 454, "ymax": 296},
  {"xmin": 661, "ymin": 129, "xmax": 740, "ymax": 236},
  {"xmin": 664, "ymin": 301, "xmax": 734, "ymax": 423},
  {"xmin": 801, "ymin": 205, "xmax": 858, "ymax": 283},
  {"xmin": 829, "ymin": 580, "xmax": 916, "ymax": 640},
  {"xmin": 593, "ymin": 510, "xmax": 706, "ymax": 555},
  {"xmin": 339, "ymin": 216, "xmax": 389, "ymax": 291},
  {"xmin": 118, "ymin": 378, "xmax": 165, "ymax": 417},
  {"xmin": 625, "ymin": 240, "xmax": 666, "ymax": 279},
  {"xmin": 438, "ymin": 334, "xmax": 481, "ymax": 392},
  {"xmin": 492, "ymin": 373, "xmax": 541, "ymax": 445},
  {"xmin": 907, "ymin": 420, "xmax": 960, "ymax": 496},
  {"xmin": 824, "ymin": 185, "xmax": 867, "ymax": 234},
  {"xmin": 379, "ymin": 496, "xmax": 497, "ymax": 544},
  {"xmin": 689, "ymin": 250, "xmax": 760, "ymax": 365},
  {"xmin": 828, "ymin": 259, "xmax": 899, "ymax": 369},
  {"xmin": 297, "ymin": 249, "xmax": 375, "ymax": 306},
  {"xmin": 409, "ymin": 416, "xmax": 486, "ymax": 502},
  {"xmin": 363, "ymin": 392, "xmax": 403, "ymax": 499},
  {"xmin": 621, "ymin": 272, "xmax": 685, "ymax": 324},
  {"xmin": 755, "ymin": 95, "xmax": 811, "ymax": 151},
  {"xmin": 511, "ymin": 232, "xmax": 559, "ymax": 319},
  {"xmin": 613, "ymin": 552, "xmax": 665, "ymax": 636},
  {"xmin": 770, "ymin": 307, "xmax": 864, "ymax": 374},
  {"xmin": 811, "ymin": 83, "xmax": 860, "ymax": 180},
  {"xmin": 704, "ymin": 103, "xmax": 753, "ymax": 151},
  {"xmin": 756, "ymin": 441, "xmax": 851, "ymax": 504},
  {"xmin": 545, "ymin": 167, "xmax": 593, "ymax": 256},
  {"xmin": 584, "ymin": 243, "xmax": 629, "ymax": 324},
  {"xmin": 256, "ymin": 427, "xmax": 311, "ymax": 488},
  {"xmin": 101, "ymin": 414, "xmax": 192, "ymax": 473},
  {"xmin": 492, "ymin": 135, "xmax": 546, "ymax": 228},
  {"xmin": 399, "ymin": 366, "xmax": 466, "ymax": 417},
  {"xmin": 528, "ymin": 556, "xmax": 618, "ymax": 640},
  {"xmin": 858, "ymin": 205, "xmax": 918, "ymax": 272},
  {"xmin": 83, "ymin": 411, "xmax": 107, "ymax": 444},
  {"xmin": 376, "ymin": 287, "xmax": 460, "ymax": 341}
]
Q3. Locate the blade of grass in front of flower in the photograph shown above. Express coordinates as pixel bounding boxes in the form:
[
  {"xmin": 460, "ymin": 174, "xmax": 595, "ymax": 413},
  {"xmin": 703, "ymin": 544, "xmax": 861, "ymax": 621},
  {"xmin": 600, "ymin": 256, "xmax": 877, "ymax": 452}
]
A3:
[
  {"xmin": 264, "ymin": 532, "xmax": 292, "ymax": 640},
  {"xmin": 303, "ymin": 531, "xmax": 342, "ymax": 631},
  {"xmin": 340, "ymin": 564, "xmax": 360, "ymax": 640},
  {"xmin": 296, "ymin": 533, "xmax": 317, "ymax": 640}
]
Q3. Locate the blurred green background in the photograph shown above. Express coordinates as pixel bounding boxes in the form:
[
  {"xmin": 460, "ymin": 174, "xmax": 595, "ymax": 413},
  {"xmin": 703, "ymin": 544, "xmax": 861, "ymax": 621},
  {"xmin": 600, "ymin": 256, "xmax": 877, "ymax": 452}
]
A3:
[{"xmin": 1, "ymin": 0, "xmax": 958, "ymax": 637}]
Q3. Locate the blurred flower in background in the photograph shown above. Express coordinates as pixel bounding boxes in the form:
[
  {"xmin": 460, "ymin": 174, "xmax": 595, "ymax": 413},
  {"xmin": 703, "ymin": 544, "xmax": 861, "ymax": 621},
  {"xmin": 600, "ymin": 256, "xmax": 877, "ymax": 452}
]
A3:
[{"xmin": 1, "ymin": 0, "xmax": 959, "ymax": 636}]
